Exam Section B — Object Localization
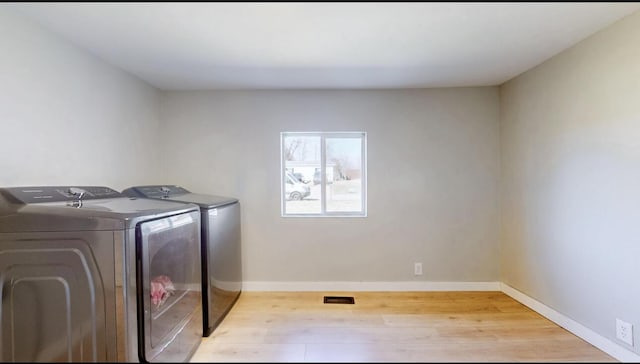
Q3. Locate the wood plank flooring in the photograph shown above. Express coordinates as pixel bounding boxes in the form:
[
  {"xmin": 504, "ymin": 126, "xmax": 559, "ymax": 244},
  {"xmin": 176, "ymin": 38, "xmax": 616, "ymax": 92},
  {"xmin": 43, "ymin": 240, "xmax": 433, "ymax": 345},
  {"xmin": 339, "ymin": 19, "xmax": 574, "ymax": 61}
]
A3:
[{"xmin": 189, "ymin": 291, "xmax": 616, "ymax": 362}]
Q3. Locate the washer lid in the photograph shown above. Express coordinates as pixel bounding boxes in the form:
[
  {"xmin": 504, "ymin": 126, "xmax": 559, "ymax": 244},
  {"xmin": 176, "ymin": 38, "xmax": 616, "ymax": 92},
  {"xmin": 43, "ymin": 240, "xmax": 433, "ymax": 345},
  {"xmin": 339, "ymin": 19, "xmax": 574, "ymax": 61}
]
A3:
[
  {"xmin": 0, "ymin": 186, "xmax": 199, "ymax": 232},
  {"xmin": 160, "ymin": 193, "xmax": 238, "ymax": 209},
  {"xmin": 123, "ymin": 185, "xmax": 238, "ymax": 209},
  {"xmin": 1, "ymin": 186, "xmax": 124, "ymax": 204}
]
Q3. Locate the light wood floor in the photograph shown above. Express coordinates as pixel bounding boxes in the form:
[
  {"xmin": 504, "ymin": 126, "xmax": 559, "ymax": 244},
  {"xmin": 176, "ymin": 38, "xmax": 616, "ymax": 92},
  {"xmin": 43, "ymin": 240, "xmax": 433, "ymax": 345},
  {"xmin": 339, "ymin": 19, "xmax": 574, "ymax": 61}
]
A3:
[{"xmin": 190, "ymin": 291, "xmax": 616, "ymax": 362}]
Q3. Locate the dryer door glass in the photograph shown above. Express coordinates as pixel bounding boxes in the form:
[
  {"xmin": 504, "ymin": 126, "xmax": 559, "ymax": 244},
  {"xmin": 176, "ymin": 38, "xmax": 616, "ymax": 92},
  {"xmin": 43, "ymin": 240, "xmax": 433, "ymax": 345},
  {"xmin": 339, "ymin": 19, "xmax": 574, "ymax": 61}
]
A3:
[{"xmin": 137, "ymin": 211, "xmax": 201, "ymax": 361}]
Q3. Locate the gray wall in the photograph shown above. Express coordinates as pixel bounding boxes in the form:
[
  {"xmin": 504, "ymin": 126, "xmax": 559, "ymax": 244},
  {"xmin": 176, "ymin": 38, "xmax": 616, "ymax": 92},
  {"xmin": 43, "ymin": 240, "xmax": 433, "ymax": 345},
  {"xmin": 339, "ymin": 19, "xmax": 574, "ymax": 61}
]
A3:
[
  {"xmin": 500, "ymin": 10, "xmax": 640, "ymax": 354},
  {"xmin": 0, "ymin": 9, "xmax": 161, "ymax": 190},
  {"xmin": 160, "ymin": 88, "xmax": 501, "ymax": 283}
]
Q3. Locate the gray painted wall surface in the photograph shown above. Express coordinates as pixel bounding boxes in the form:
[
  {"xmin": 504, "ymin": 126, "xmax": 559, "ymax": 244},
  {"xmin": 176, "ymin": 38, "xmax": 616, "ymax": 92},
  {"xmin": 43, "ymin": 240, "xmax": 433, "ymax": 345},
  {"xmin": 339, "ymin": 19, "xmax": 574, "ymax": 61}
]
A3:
[
  {"xmin": 0, "ymin": 9, "xmax": 161, "ymax": 190},
  {"xmin": 160, "ymin": 89, "xmax": 501, "ymax": 283},
  {"xmin": 500, "ymin": 10, "xmax": 640, "ymax": 355}
]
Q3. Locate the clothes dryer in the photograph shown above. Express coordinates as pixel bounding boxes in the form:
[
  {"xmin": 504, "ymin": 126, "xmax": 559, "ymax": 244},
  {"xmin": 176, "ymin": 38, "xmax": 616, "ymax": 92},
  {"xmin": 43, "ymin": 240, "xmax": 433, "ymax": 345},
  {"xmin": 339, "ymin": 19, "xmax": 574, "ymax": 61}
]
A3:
[
  {"xmin": 123, "ymin": 185, "xmax": 241, "ymax": 337},
  {"xmin": 0, "ymin": 186, "xmax": 203, "ymax": 362}
]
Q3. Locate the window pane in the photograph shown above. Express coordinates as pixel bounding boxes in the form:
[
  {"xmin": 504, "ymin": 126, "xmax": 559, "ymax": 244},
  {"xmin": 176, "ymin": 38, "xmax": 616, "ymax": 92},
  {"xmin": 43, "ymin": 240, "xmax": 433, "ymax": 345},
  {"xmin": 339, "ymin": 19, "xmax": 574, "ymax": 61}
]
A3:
[
  {"xmin": 325, "ymin": 137, "xmax": 363, "ymax": 213},
  {"xmin": 283, "ymin": 135, "xmax": 321, "ymax": 214}
]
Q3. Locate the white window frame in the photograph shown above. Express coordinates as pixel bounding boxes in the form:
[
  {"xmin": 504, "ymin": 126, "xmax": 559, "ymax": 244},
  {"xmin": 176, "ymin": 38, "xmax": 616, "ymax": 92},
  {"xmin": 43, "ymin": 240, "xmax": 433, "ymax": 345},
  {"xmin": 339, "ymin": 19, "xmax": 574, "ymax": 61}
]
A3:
[{"xmin": 280, "ymin": 131, "xmax": 367, "ymax": 217}]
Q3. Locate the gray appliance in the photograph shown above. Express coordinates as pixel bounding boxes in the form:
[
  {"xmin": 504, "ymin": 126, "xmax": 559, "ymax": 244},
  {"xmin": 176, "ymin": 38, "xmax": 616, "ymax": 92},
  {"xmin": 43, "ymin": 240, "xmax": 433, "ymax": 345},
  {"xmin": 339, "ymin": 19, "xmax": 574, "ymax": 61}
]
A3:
[
  {"xmin": 122, "ymin": 185, "xmax": 241, "ymax": 337},
  {"xmin": 0, "ymin": 186, "xmax": 203, "ymax": 362}
]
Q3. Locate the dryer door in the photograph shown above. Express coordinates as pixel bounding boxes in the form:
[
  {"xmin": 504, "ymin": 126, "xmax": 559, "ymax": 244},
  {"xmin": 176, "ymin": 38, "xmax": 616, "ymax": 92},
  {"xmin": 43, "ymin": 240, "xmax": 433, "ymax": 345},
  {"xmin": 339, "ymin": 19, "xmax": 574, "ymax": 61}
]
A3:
[{"xmin": 136, "ymin": 211, "xmax": 202, "ymax": 362}]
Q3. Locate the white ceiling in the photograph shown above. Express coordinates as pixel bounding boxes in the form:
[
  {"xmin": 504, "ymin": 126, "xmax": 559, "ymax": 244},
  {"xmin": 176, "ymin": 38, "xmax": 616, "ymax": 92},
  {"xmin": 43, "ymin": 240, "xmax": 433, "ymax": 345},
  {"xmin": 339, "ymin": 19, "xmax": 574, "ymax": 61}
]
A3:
[{"xmin": 7, "ymin": 2, "xmax": 640, "ymax": 90}]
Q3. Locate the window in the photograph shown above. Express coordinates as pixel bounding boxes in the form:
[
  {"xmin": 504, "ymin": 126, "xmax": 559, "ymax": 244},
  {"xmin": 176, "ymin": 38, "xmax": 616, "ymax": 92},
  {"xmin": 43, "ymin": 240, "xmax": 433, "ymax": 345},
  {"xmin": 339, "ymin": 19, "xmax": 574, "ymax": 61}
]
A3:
[{"xmin": 281, "ymin": 132, "xmax": 367, "ymax": 217}]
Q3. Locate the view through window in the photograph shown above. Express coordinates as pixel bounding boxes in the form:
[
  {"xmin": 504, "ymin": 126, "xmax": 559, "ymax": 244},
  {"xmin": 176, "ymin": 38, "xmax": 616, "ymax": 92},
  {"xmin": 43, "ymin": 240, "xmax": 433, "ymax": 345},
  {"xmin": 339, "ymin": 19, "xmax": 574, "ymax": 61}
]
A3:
[{"xmin": 281, "ymin": 132, "xmax": 367, "ymax": 217}]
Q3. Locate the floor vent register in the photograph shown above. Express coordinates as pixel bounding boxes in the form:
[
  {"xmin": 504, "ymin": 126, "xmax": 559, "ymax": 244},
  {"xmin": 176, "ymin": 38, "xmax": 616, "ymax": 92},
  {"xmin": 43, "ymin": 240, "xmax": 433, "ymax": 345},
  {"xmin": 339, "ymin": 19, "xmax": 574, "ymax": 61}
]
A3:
[{"xmin": 323, "ymin": 296, "xmax": 355, "ymax": 304}]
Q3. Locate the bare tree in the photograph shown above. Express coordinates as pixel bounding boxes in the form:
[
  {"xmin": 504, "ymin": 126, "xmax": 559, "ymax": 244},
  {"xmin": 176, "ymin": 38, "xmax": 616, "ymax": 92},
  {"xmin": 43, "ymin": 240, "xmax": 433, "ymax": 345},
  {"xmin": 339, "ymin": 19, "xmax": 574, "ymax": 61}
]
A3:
[{"xmin": 284, "ymin": 138, "xmax": 303, "ymax": 161}]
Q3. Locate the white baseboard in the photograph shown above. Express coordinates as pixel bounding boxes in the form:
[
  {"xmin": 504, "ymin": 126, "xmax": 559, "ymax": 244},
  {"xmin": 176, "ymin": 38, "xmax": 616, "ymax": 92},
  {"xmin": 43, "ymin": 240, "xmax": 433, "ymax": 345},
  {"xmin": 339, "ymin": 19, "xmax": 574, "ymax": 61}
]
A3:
[
  {"xmin": 242, "ymin": 280, "xmax": 501, "ymax": 292},
  {"xmin": 500, "ymin": 282, "xmax": 640, "ymax": 363}
]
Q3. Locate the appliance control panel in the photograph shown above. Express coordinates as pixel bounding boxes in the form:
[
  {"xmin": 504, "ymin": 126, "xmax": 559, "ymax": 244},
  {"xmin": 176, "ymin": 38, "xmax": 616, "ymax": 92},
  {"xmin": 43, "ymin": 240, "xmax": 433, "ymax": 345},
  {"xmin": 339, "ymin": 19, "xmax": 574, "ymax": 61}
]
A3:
[
  {"xmin": 130, "ymin": 185, "xmax": 191, "ymax": 198},
  {"xmin": 0, "ymin": 186, "xmax": 123, "ymax": 203}
]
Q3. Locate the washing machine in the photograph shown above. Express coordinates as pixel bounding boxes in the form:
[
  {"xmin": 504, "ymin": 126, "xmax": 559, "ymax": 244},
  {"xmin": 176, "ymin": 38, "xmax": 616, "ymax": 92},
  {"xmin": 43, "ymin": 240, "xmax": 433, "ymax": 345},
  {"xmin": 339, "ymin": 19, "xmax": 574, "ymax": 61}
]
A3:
[
  {"xmin": 0, "ymin": 186, "xmax": 203, "ymax": 362},
  {"xmin": 122, "ymin": 185, "xmax": 242, "ymax": 337}
]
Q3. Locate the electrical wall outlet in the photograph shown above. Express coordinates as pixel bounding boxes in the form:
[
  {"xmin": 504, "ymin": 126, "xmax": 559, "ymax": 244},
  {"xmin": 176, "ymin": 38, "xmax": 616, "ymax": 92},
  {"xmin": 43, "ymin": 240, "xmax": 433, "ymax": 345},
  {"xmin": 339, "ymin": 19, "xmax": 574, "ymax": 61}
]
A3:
[
  {"xmin": 616, "ymin": 318, "xmax": 634, "ymax": 346},
  {"xmin": 414, "ymin": 262, "xmax": 423, "ymax": 276}
]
